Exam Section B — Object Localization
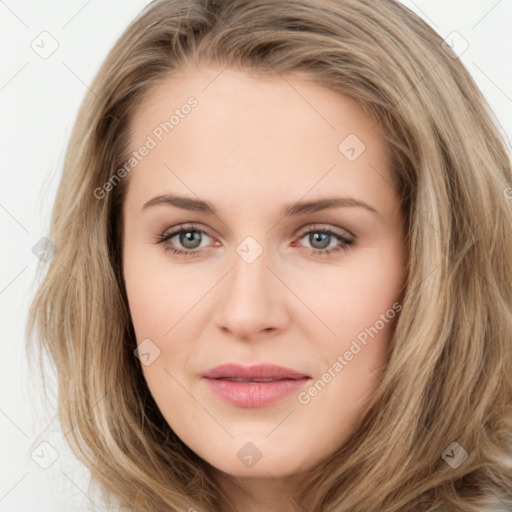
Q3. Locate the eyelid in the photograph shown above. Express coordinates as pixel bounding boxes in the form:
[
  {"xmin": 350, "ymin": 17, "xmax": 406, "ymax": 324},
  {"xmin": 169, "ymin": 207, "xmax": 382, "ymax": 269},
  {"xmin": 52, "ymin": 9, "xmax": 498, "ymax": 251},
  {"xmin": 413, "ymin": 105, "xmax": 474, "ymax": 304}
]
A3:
[
  {"xmin": 160, "ymin": 222, "xmax": 214, "ymax": 239},
  {"xmin": 295, "ymin": 223, "xmax": 355, "ymax": 240}
]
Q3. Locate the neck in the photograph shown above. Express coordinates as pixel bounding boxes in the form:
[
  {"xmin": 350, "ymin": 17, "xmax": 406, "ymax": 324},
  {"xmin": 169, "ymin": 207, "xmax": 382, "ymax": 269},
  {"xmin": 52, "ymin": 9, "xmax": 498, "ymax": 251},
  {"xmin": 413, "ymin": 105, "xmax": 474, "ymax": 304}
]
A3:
[{"xmin": 215, "ymin": 470, "xmax": 304, "ymax": 512}]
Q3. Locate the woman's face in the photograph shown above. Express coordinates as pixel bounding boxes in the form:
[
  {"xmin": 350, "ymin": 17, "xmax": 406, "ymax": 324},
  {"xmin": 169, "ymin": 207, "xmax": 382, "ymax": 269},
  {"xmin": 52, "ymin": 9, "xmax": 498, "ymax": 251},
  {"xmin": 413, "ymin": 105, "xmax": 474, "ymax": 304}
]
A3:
[{"xmin": 122, "ymin": 64, "xmax": 407, "ymax": 479}]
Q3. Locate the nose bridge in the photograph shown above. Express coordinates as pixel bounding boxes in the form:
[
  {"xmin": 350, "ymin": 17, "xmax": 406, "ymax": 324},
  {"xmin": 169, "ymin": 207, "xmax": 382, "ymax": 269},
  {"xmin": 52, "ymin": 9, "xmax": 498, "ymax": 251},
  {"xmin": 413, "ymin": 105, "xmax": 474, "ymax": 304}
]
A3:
[
  {"xmin": 214, "ymin": 237, "xmax": 287, "ymax": 337},
  {"xmin": 229, "ymin": 239, "xmax": 274, "ymax": 306}
]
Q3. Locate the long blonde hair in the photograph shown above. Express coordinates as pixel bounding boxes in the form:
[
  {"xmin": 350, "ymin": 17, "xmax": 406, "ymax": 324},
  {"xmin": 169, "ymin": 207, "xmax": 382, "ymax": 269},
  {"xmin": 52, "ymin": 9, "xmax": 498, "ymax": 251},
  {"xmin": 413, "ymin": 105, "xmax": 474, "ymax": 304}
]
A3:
[{"xmin": 27, "ymin": 0, "xmax": 512, "ymax": 510}]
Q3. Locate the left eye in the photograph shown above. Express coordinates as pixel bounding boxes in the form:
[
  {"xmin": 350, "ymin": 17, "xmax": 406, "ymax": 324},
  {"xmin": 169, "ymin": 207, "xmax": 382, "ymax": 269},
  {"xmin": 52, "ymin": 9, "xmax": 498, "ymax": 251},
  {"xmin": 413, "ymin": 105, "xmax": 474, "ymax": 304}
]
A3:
[
  {"xmin": 157, "ymin": 226, "xmax": 213, "ymax": 255},
  {"xmin": 156, "ymin": 224, "xmax": 355, "ymax": 257}
]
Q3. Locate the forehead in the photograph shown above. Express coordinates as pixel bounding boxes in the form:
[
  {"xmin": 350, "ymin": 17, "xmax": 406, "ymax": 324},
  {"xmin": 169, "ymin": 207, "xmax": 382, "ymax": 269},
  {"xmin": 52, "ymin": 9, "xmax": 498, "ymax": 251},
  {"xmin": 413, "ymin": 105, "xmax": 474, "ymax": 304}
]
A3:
[
  {"xmin": 129, "ymin": 65, "xmax": 384, "ymax": 146},
  {"xmin": 124, "ymin": 65, "xmax": 396, "ymax": 215}
]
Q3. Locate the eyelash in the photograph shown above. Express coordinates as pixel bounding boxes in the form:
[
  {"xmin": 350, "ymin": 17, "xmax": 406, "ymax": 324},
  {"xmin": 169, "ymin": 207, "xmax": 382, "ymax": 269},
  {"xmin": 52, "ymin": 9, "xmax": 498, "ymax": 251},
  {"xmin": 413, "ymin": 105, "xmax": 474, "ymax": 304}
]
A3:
[{"xmin": 155, "ymin": 223, "xmax": 355, "ymax": 258}]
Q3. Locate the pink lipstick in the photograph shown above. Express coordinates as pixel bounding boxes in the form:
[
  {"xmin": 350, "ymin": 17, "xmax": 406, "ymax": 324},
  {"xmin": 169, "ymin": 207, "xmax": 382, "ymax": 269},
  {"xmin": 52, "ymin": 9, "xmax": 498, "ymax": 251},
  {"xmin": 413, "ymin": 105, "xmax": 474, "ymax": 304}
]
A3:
[{"xmin": 202, "ymin": 363, "xmax": 311, "ymax": 408}]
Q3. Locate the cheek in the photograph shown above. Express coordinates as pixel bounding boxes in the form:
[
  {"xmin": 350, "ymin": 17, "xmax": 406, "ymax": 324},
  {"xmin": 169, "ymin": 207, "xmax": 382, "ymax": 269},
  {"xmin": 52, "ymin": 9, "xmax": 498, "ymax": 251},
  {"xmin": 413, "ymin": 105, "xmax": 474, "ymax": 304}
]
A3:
[
  {"xmin": 294, "ymin": 248, "xmax": 404, "ymax": 342},
  {"xmin": 123, "ymin": 244, "xmax": 205, "ymax": 338},
  {"xmin": 296, "ymin": 246, "xmax": 404, "ymax": 393},
  {"xmin": 124, "ymin": 271, "xmax": 172, "ymax": 337}
]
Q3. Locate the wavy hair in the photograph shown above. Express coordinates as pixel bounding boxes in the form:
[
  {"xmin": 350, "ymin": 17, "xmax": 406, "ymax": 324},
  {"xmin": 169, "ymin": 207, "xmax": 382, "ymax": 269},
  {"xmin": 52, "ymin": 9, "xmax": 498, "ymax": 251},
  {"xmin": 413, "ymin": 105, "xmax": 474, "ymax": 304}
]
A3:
[{"xmin": 27, "ymin": 0, "xmax": 512, "ymax": 510}]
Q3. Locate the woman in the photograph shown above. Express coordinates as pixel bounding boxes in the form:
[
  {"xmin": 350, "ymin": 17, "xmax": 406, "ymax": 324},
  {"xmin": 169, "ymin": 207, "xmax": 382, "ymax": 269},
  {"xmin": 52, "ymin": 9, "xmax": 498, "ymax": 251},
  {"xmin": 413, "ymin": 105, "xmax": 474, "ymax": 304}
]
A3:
[{"xmin": 27, "ymin": 0, "xmax": 512, "ymax": 510}]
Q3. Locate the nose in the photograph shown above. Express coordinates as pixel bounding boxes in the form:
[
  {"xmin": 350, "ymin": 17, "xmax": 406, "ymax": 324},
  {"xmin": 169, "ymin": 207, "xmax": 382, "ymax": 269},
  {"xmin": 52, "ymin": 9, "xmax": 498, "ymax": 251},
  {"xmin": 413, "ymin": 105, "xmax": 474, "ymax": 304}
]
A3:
[{"xmin": 213, "ymin": 244, "xmax": 290, "ymax": 340}]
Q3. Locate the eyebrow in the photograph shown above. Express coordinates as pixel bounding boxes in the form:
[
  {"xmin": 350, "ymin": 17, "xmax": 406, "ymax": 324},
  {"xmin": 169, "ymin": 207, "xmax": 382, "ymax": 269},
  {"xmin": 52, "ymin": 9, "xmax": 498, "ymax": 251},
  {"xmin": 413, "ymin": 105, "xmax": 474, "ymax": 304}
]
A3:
[{"xmin": 141, "ymin": 194, "xmax": 380, "ymax": 217}]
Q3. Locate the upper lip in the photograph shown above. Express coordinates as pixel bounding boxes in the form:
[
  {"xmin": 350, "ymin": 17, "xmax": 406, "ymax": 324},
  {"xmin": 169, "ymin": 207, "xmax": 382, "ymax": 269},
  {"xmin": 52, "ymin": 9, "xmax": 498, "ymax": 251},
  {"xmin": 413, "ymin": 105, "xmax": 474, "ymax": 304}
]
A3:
[{"xmin": 202, "ymin": 363, "xmax": 311, "ymax": 380}]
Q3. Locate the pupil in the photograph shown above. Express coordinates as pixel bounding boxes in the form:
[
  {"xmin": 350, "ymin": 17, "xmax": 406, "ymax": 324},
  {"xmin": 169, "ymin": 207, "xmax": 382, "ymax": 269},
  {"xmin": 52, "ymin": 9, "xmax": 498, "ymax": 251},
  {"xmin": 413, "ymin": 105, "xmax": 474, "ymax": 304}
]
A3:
[{"xmin": 310, "ymin": 232, "xmax": 330, "ymax": 249}]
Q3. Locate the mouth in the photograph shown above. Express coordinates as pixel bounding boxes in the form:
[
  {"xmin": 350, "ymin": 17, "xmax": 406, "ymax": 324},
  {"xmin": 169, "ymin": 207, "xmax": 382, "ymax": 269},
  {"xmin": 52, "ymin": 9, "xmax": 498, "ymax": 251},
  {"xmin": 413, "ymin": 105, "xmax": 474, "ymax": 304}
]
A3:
[{"xmin": 202, "ymin": 363, "xmax": 311, "ymax": 407}]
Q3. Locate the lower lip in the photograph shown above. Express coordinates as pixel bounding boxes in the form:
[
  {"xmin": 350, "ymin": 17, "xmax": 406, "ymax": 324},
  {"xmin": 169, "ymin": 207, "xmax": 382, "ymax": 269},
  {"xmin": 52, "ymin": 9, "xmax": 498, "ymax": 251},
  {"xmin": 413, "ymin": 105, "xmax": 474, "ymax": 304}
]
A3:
[{"xmin": 203, "ymin": 377, "xmax": 311, "ymax": 408}]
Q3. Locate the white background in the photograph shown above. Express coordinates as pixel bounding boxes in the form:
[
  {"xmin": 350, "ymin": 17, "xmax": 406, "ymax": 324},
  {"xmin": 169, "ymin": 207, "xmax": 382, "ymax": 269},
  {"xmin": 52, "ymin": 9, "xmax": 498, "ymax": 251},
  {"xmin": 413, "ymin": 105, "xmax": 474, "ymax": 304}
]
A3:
[{"xmin": 1, "ymin": 1, "xmax": 511, "ymax": 510}]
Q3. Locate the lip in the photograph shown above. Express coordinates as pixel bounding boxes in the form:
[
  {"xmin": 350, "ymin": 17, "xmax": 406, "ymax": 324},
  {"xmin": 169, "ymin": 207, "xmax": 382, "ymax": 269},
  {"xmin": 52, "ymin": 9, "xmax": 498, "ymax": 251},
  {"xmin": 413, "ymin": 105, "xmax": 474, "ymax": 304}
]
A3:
[
  {"xmin": 202, "ymin": 363, "xmax": 311, "ymax": 408},
  {"xmin": 202, "ymin": 363, "xmax": 311, "ymax": 380}
]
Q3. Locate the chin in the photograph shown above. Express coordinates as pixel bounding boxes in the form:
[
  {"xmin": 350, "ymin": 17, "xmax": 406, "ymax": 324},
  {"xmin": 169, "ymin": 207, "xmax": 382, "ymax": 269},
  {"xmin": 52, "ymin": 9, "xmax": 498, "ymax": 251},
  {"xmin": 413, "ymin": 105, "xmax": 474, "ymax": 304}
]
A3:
[{"xmin": 201, "ymin": 442, "xmax": 314, "ymax": 479}]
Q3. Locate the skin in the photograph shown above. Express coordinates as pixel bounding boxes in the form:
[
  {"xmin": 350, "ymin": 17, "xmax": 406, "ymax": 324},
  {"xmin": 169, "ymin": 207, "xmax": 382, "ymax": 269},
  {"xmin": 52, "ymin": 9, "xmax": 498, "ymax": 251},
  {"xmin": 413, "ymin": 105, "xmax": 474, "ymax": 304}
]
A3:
[{"xmin": 122, "ymin": 63, "xmax": 408, "ymax": 512}]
